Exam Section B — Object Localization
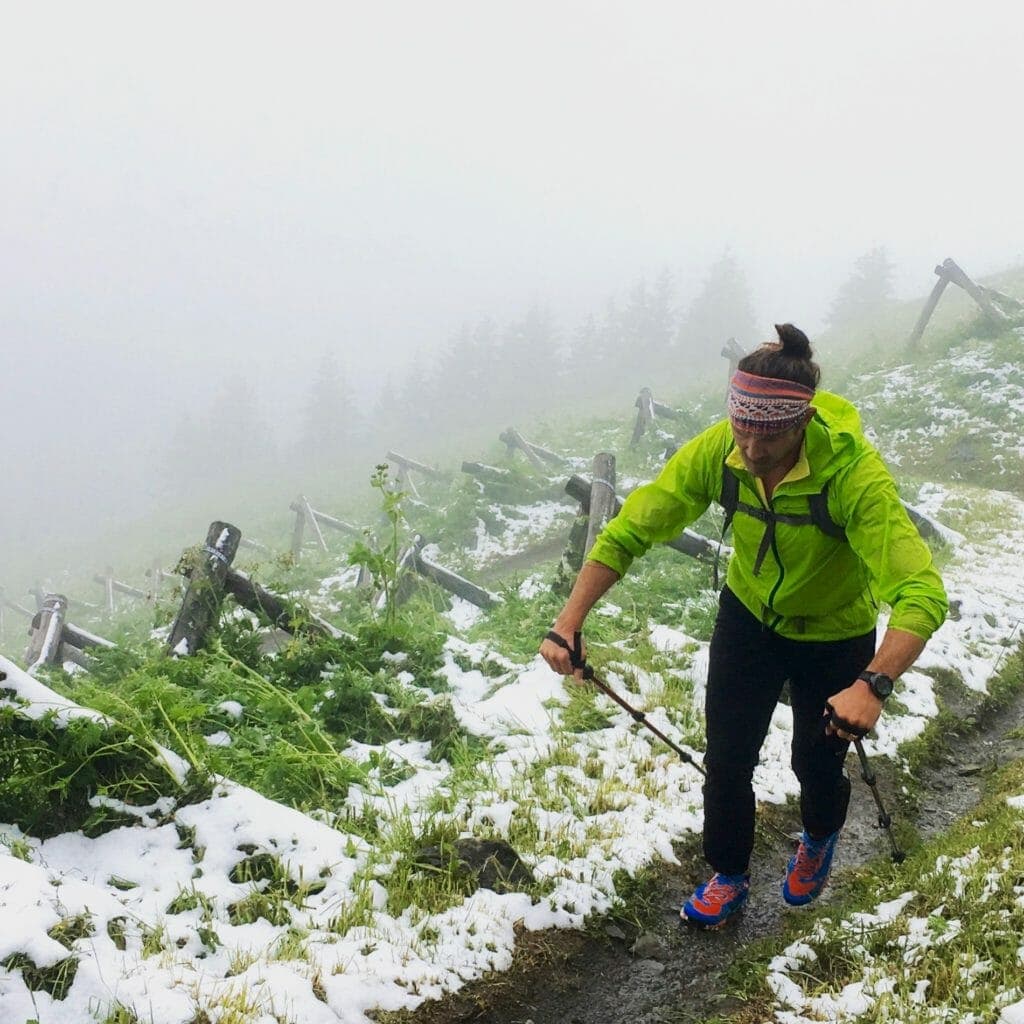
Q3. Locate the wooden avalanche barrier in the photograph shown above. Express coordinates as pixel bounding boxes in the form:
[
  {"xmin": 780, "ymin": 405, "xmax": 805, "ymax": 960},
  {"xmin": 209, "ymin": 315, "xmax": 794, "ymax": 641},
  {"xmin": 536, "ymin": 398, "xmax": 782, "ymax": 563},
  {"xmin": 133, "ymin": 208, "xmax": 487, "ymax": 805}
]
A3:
[
  {"xmin": 22, "ymin": 592, "xmax": 117, "ymax": 674},
  {"xmin": 290, "ymin": 496, "xmax": 361, "ymax": 562},
  {"xmin": 386, "ymin": 451, "xmax": 451, "ymax": 499},
  {"xmin": 631, "ymin": 389, "xmax": 682, "ymax": 446},
  {"xmin": 909, "ymin": 257, "xmax": 1022, "ymax": 346},
  {"xmin": 25, "ymin": 594, "xmax": 68, "ymax": 674},
  {"xmin": 499, "ymin": 428, "xmax": 566, "ymax": 469}
]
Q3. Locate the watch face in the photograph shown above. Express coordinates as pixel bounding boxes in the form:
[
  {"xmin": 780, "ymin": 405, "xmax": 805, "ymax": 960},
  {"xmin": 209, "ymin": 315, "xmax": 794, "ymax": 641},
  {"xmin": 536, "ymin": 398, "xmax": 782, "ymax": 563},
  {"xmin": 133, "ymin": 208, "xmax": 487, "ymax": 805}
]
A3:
[{"xmin": 870, "ymin": 672, "xmax": 893, "ymax": 698}]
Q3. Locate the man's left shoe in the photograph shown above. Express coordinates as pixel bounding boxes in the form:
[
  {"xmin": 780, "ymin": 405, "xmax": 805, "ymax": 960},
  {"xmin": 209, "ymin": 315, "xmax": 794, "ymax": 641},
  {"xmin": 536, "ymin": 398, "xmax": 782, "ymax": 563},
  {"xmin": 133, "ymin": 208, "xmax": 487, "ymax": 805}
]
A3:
[{"xmin": 782, "ymin": 829, "xmax": 840, "ymax": 906}]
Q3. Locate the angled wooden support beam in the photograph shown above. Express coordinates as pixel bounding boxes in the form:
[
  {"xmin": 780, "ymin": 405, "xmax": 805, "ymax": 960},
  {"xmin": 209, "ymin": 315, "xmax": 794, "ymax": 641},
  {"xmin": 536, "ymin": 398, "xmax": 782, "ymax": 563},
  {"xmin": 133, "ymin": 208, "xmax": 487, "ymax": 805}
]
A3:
[
  {"xmin": 937, "ymin": 258, "xmax": 1007, "ymax": 323},
  {"xmin": 908, "ymin": 267, "xmax": 952, "ymax": 346}
]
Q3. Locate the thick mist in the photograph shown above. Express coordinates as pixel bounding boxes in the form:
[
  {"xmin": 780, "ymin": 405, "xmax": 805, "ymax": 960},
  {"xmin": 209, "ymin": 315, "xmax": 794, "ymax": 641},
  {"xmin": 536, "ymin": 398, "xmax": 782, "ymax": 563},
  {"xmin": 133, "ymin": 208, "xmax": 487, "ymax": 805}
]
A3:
[{"xmin": 2, "ymin": 0, "xmax": 1022, "ymax": 586}]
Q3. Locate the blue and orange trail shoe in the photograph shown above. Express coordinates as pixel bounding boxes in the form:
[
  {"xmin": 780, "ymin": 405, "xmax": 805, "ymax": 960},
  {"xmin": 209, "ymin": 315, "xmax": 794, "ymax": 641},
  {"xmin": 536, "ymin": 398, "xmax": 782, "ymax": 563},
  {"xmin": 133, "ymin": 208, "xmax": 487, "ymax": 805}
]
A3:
[
  {"xmin": 680, "ymin": 872, "xmax": 750, "ymax": 928},
  {"xmin": 782, "ymin": 829, "xmax": 840, "ymax": 906}
]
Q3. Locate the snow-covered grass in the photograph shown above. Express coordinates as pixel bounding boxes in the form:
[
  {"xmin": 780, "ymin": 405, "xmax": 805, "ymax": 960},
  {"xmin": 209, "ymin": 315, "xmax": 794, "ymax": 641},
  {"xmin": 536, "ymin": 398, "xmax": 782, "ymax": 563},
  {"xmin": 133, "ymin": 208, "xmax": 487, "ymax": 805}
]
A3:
[
  {"xmin": 765, "ymin": 754, "xmax": 1024, "ymax": 1024},
  {"xmin": 2, "ymin": 329, "xmax": 1024, "ymax": 1024}
]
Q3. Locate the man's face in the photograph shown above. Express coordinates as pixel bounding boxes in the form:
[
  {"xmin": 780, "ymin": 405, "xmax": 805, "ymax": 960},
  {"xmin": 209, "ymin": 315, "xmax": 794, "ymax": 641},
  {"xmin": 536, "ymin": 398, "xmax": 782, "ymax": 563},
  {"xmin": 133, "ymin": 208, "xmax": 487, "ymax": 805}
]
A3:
[{"xmin": 731, "ymin": 421, "xmax": 806, "ymax": 479}]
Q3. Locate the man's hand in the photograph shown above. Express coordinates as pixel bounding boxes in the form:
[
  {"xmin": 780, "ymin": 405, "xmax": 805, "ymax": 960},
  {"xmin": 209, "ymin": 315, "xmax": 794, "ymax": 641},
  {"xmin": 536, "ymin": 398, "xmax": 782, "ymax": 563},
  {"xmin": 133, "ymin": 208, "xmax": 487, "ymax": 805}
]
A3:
[
  {"xmin": 539, "ymin": 627, "xmax": 587, "ymax": 682},
  {"xmin": 824, "ymin": 680, "xmax": 883, "ymax": 741}
]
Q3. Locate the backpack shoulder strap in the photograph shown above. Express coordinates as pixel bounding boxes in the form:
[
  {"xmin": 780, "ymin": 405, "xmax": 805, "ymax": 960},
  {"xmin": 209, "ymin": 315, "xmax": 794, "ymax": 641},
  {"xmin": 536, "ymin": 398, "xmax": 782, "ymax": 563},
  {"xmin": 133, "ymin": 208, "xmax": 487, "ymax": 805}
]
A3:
[
  {"xmin": 808, "ymin": 477, "xmax": 847, "ymax": 540},
  {"xmin": 719, "ymin": 460, "xmax": 740, "ymax": 533}
]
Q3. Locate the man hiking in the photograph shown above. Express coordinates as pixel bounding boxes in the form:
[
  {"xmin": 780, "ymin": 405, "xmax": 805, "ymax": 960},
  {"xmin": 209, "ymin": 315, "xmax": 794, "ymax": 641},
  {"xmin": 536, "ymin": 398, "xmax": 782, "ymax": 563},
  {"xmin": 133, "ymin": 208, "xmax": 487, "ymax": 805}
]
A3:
[{"xmin": 539, "ymin": 323, "xmax": 947, "ymax": 928}]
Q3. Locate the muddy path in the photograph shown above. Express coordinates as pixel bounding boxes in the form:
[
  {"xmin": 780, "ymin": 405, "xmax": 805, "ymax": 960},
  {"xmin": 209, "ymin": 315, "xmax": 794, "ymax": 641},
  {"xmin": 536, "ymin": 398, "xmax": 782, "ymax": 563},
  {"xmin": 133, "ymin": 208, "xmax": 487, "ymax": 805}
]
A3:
[{"xmin": 394, "ymin": 677, "xmax": 1024, "ymax": 1024}]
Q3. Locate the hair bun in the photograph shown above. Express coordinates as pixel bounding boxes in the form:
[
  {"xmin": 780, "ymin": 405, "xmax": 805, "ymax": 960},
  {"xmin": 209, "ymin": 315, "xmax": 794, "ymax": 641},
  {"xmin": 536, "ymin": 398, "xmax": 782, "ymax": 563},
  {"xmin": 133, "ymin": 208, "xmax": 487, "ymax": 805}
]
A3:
[{"xmin": 774, "ymin": 323, "xmax": 812, "ymax": 360}]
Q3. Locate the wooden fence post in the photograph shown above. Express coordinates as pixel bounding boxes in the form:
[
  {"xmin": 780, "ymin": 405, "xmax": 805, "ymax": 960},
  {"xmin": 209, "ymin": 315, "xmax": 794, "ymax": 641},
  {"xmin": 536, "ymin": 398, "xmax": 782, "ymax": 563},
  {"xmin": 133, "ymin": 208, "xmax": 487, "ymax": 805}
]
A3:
[
  {"xmin": 166, "ymin": 522, "xmax": 241, "ymax": 657},
  {"xmin": 584, "ymin": 454, "xmax": 617, "ymax": 556},
  {"xmin": 631, "ymin": 388, "xmax": 655, "ymax": 447},
  {"xmin": 721, "ymin": 337, "xmax": 745, "ymax": 402},
  {"xmin": 557, "ymin": 488, "xmax": 591, "ymax": 589},
  {"xmin": 26, "ymin": 593, "xmax": 68, "ymax": 674},
  {"xmin": 102, "ymin": 566, "xmax": 116, "ymax": 613},
  {"xmin": 290, "ymin": 497, "xmax": 307, "ymax": 562}
]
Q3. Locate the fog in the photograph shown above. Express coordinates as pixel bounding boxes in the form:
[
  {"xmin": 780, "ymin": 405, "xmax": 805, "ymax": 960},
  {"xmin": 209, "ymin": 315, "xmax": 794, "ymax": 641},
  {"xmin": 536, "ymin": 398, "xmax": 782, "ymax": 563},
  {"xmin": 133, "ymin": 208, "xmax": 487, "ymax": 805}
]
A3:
[{"xmin": 2, "ymin": 1, "xmax": 1022, "ymax": 582}]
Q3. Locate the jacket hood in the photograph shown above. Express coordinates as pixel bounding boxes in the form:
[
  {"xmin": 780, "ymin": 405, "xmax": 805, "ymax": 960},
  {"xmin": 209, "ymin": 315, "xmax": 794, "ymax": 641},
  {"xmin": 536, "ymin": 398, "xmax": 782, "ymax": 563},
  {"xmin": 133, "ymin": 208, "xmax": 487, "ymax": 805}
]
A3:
[{"xmin": 805, "ymin": 390, "xmax": 866, "ymax": 478}]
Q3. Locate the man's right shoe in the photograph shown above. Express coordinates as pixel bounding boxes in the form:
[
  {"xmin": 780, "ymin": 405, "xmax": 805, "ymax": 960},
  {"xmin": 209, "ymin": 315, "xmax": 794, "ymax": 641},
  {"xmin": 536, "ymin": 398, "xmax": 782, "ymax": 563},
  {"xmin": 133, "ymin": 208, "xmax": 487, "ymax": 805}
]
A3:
[{"xmin": 680, "ymin": 872, "xmax": 750, "ymax": 928}]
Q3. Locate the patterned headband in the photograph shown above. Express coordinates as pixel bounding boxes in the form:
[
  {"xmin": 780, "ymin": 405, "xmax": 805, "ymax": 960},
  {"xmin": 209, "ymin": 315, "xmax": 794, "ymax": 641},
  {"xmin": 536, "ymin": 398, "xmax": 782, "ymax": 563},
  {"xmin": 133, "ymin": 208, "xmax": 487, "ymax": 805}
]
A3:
[{"xmin": 727, "ymin": 369, "xmax": 815, "ymax": 436}]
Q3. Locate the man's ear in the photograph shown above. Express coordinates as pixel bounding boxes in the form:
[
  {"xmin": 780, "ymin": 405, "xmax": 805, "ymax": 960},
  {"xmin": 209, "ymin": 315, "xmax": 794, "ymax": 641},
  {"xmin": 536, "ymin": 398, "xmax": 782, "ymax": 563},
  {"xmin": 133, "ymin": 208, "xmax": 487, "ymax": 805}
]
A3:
[{"xmin": 804, "ymin": 406, "xmax": 816, "ymax": 425}]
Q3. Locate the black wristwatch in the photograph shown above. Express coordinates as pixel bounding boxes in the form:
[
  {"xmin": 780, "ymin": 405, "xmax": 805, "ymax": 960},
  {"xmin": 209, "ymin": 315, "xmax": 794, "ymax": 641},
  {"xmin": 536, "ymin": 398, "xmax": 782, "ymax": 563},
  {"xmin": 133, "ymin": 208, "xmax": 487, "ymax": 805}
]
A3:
[{"xmin": 859, "ymin": 670, "xmax": 894, "ymax": 701}]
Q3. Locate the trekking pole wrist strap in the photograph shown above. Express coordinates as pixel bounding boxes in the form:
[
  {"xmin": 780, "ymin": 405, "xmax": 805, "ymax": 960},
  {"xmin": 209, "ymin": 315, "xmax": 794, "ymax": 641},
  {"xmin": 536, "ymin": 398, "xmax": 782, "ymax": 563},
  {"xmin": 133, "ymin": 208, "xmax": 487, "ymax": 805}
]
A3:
[
  {"xmin": 824, "ymin": 700, "xmax": 869, "ymax": 739},
  {"xmin": 545, "ymin": 630, "xmax": 594, "ymax": 679}
]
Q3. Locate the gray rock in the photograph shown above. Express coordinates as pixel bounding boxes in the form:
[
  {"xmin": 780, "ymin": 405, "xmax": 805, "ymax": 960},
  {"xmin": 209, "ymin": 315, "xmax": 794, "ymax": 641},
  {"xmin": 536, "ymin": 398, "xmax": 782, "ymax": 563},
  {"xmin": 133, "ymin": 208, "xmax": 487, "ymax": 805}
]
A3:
[
  {"xmin": 414, "ymin": 838, "xmax": 534, "ymax": 893},
  {"xmin": 630, "ymin": 932, "xmax": 669, "ymax": 960}
]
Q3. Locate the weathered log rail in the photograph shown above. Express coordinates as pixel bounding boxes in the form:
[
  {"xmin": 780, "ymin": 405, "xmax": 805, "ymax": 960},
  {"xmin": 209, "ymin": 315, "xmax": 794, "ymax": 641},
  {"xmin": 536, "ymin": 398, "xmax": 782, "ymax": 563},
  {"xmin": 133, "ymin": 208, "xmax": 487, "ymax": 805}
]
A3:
[
  {"xmin": 461, "ymin": 461, "xmax": 517, "ymax": 485},
  {"xmin": 224, "ymin": 567, "xmax": 345, "ymax": 641}
]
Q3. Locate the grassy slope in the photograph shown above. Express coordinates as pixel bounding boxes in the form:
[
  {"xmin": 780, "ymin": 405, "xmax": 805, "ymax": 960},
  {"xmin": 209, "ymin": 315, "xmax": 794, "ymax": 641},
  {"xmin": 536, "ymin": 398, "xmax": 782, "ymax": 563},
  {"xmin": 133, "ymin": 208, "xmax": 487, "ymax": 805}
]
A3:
[{"xmin": 1, "ymin": 271, "xmax": 1023, "ymax": 1024}]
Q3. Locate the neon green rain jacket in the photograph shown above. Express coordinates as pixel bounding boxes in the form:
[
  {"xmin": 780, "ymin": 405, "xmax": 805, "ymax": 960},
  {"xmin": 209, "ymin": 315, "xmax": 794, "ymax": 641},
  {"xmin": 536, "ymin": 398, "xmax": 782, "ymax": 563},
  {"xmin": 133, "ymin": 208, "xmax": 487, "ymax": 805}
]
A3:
[{"xmin": 588, "ymin": 391, "xmax": 948, "ymax": 642}]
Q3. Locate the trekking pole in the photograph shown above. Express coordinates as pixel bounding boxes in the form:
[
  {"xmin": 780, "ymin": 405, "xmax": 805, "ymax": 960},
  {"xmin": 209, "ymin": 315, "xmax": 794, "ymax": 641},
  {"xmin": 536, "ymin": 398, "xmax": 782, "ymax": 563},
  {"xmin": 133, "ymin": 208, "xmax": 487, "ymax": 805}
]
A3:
[
  {"xmin": 544, "ymin": 631, "xmax": 706, "ymax": 777},
  {"xmin": 852, "ymin": 738, "xmax": 905, "ymax": 863}
]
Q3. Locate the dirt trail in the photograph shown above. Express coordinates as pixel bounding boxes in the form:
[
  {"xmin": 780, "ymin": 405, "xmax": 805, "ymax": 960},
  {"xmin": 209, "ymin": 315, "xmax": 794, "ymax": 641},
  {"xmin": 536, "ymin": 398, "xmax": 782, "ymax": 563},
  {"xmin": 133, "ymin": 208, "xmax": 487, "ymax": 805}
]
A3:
[{"xmin": 398, "ymin": 681, "xmax": 1024, "ymax": 1024}]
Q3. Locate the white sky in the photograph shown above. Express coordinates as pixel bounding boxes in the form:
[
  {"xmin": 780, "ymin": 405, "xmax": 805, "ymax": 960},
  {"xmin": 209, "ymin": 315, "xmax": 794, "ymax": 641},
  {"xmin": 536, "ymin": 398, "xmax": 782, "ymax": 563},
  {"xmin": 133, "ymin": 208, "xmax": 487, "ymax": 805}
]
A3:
[{"xmin": 1, "ymin": 0, "xmax": 1022, "ymax": 550}]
